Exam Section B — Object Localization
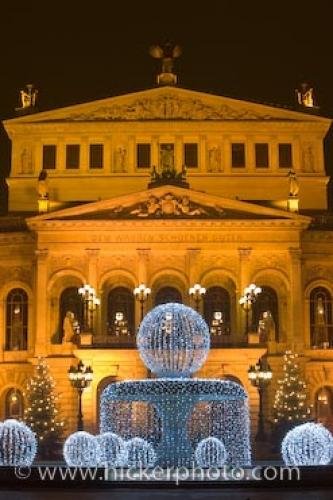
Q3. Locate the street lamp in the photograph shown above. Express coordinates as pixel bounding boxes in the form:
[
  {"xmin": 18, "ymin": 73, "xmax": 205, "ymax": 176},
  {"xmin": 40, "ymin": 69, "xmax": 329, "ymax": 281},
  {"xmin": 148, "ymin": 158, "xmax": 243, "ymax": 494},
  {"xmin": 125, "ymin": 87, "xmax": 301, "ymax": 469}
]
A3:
[
  {"xmin": 248, "ymin": 357, "xmax": 273, "ymax": 441},
  {"xmin": 78, "ymin": 284, "xmax": 100, "ymax": 333},
  {"xmin": 68, "ymin": 360, "xmax": 93, "ymax": 431},
  {"xmin": 189, "ymin": 283, "xmax": 206, "ymax": 312},
  {"xmin": 133, "ymin": 284, "xmax": 151, "ymax": 321},
  {"xmin": 239, "ymin": 283, "xmax": 262, "ymax": 337}
]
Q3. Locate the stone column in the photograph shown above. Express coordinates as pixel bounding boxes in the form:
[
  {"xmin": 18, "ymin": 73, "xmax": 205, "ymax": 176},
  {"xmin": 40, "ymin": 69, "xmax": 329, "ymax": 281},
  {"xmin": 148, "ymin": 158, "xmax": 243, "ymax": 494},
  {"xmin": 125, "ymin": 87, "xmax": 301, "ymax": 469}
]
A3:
[
  {"xmin": 185, "ymin": 248, "xmax": 201, "ymax": 309},
  {"xmin": 151, "ymin": 136, "xmax": 159, "ymax": 170},
  {"xmin": 175, "ymin": 135, "xmax": 183, "ymax": 173},
  {"xmin": 237, "ymin": 248, "xmax": 252, "ymax": 343},
  {"xmin": 85, "ymin": 249, "xmax": 100, "ymax": 334},
  {"xmin": 127, "ymin": 135, "xmax": 135, "ymax": 173},
  {"xmin": 136, "ymin": 249, "xmax": 151, "ymax": 327},
  {"xmin": 34, "ymin": 248, "xmax": 49, "ymax": 356},
  {"xmin": 199, "ymin": 135, "xmax": 206, "ymax": 173},
  {"xmin": 289, "ymin": 247, "xmax": 303, "ymax": 349}
]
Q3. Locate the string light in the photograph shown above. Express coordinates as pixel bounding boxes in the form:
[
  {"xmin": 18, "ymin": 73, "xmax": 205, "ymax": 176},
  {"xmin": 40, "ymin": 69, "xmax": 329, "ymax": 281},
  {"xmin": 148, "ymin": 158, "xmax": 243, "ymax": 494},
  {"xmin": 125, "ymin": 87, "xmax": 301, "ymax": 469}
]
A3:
[
  {"xmin": 281, "ymin": 422, "xmax": 333, "ymax": 466},
  {"xmin": 63, "ymin": 431, "xmax": 101, "ymax": 467},
  {"xmin": 195, "ymin": 437, "xmax": 228, "ymax": 467},
  {"xmin": 96, "ymin": 432, "xmax": 127, "ymax": 467},
  {"xmin": 0, "ymin": 419, "xmax": 37, "ymax": 466},
  {"xmin": 101, "ymin": 303, "xmax": 251, "ymax": 467},
  {"xmin": 125, "ymin": 438, "xmax": 157, "ymax": 468},
  {"xmin": 137, "ymin": 303, "xmax": 210, "ymax": 378}
]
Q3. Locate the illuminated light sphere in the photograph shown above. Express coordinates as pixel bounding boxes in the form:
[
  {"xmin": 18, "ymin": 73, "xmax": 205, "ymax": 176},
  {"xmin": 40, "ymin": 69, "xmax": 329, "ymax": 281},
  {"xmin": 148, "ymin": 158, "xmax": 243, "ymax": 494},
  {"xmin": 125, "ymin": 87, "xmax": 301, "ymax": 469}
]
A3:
[
  {"xmin": 195, "ymin": 437, "xmax": 228, "ymax": 468},
  {"xmin": 63, "ymin": 431, "xmax": 101, "ymax": 467},
  {"xmin": 96, "ymin": 432, "xmax": 128, "ymax": 467},
  {"xmin": 281, "ymin": 422, "xmax": 333, "ymax": 466},
  {"xmin": 137, "ymin": 303, "xmax": 210, "ymax": 377},
  {"xmin": 0, "ymin": 419, "xmax": 37, "ymax": 466},
  {"xmin": 125, "ymin": 438, "xmax": 157, "ymax": 468}
]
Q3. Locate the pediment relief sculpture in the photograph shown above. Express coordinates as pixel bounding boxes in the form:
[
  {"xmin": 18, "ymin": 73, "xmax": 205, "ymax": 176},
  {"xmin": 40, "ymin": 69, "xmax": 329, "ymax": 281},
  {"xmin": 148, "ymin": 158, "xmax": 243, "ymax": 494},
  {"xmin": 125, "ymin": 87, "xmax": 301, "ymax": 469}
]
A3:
[
  {"xmin": 66, "ymin": 94, "xmax": 273, "ymax": 121},
  {"xmin": 108, "ymin": 193, "xmax": 225, "ymax": 219}
]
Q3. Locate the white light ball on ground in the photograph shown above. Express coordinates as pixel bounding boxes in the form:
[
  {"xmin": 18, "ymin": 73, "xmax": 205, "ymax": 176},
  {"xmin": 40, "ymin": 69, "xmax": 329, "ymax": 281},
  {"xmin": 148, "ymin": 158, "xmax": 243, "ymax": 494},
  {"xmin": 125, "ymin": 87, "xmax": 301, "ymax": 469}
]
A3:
[
  {"xmin": 195, "ymin": 437, "xmax": 228, "ymax": 467},
  {"xmin": 137, "ymin": 303, "xmax": 210, "ymax": 377},
  {"xmin": 63, "ymin": 431, "xmax": 101, "ymax": 467},
  {"xmin": 281, "ymin": 422, "xmax": 333, "ymax": 466},
  {"xmin": 125, "ymin": 437, "xmax": 157, "ymax": 468},
  {"xmin": 96, "ymin": 432, "xmax": 128, "ymax": 467},
  {"xmin": 0, "ymin": 419, "xmax": 37, "ymax": 466}
]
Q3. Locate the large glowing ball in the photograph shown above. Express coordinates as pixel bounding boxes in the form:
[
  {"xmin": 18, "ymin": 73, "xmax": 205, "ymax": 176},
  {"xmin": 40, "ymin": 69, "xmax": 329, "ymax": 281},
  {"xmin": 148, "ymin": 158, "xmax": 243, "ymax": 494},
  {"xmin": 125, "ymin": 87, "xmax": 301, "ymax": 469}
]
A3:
[
  {"xmin": 137, "ymin": 303, "xmax": 210, "ymax": 377},
  {"xmin": 63, "ymin": 431, "xmax": 101, "ymax": 467},
  {"xmin": 0, "ymin": 419, "xmax": 37, "ymax": 466},
  {"xmin": 281, "ymin": 422, "xmax": 333, "ymax": 466},
  {"xmin": 195, "ymin": 437, "xmax": 228, "ymax": 467},
  {"xmin": 125, "ymin": 438, "xmax": 157, "ymax": 468},
  {"xmin": 96, "ymin": 432, "xmax": 128, "ymax": 467}
]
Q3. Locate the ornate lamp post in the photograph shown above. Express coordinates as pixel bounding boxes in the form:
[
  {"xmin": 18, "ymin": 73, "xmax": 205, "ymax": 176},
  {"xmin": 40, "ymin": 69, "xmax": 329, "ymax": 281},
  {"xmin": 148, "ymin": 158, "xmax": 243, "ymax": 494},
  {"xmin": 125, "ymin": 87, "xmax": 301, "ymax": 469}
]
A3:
[
  {"xmin": 248, "ymin": 357, "xmax": 273, "ymax": 441},
  {"xmin": 78, "ymin": 284, "xmax": 100, "ymax": 333},
  {"xmin": 133, "ymin": 284, "xmax": 151, "ymax": 322},
  {"xmin": 239, "ymin": 283, "xmax": 262, "ymax": 337},
  {"xmin": 68, "ymin": 360, "xmax": 93, "ymax": 431},
  {"xmin": 189, "ymin": 283, "xmax": 206, "ymax": 312}
]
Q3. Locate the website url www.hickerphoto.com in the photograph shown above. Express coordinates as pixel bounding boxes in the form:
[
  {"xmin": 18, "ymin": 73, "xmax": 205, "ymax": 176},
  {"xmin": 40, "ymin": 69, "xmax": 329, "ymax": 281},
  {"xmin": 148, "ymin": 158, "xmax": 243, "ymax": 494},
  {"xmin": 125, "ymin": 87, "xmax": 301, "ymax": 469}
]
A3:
[{"xmin": 13, "ymin": 465, "xmax": 301, "ymax": 485}]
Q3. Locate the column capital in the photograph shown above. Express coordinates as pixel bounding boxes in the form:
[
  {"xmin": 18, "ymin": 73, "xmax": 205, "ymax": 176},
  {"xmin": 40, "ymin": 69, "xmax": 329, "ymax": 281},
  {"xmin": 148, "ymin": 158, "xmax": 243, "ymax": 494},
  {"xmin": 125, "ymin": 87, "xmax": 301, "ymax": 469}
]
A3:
[
  {"xmin": 288, "ymin": 247, "xmax": 302, "ymax": 262},
  {"xmin": 238, "ymin": 247, "xmax": 252, "ymax": 260},
  {"xmin": 85, "ymin": 248, "xmax": 100, "ymax": 258},
  {"xmin": 35, "ymin": 248, "xmax": 49, "ymax": 261},
  {"xmin": 137, "ymin": 248, "xmax": 151, "ymax": 260}
]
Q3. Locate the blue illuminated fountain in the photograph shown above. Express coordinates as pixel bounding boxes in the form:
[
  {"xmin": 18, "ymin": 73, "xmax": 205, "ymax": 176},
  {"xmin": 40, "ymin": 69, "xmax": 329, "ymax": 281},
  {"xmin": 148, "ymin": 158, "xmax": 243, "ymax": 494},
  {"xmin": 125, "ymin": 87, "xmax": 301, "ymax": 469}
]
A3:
[{"xmin": 100, "ymin": 303, "xmax": 251, "ymax": 466}]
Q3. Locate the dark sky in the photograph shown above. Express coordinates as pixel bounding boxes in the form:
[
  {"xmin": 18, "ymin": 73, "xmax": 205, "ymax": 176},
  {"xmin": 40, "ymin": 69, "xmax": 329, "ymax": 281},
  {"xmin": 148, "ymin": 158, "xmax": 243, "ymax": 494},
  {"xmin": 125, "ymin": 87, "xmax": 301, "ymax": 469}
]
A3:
[{"xmin": 1, "ymin": 0, "xmax": 333, "ymax": 212}]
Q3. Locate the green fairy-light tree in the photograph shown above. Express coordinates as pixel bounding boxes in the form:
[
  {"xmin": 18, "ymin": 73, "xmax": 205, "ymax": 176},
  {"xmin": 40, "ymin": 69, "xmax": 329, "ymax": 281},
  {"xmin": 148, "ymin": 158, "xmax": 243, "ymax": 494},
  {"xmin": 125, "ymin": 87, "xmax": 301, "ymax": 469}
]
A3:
[
  {"xmin": 24, "ymin": 357, "xmax": 65, "ymax": 457},
  {"xmin": 273, "ymin": 350, "xmax": 312, "ymax": 432}
]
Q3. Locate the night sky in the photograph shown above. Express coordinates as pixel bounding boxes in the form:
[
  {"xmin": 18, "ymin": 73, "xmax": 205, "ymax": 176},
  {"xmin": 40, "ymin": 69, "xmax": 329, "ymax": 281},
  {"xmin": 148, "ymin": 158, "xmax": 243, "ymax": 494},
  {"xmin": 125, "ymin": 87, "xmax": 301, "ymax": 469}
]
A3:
[{"xmin": 1, "ymin": 1, "xmax": 333, "ymax": 212}]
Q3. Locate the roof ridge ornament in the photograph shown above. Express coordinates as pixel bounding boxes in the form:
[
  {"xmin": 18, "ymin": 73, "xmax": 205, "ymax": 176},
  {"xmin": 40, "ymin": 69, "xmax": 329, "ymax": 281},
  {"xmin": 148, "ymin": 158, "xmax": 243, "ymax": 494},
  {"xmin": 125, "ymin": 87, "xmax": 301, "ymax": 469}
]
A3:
[
  {"xmin": 149, "ymin": 42, "xmax": 182, "ymax": 86},
  {"xmin": 15, "ymin": 84, "xmax": 38, "ymax": 114}
]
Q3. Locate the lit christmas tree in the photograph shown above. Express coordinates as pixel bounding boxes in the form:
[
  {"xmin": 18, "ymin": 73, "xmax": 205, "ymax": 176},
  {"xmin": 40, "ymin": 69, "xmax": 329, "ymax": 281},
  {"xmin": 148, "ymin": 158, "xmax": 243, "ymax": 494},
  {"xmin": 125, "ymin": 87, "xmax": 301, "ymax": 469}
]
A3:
[
  {"xmin": 273, "ymin": 350, "xmax": 312, "ymax": 432},
  {"xmin": 24, "ymin": 357, "xmax": 65, "ymax": 458}
]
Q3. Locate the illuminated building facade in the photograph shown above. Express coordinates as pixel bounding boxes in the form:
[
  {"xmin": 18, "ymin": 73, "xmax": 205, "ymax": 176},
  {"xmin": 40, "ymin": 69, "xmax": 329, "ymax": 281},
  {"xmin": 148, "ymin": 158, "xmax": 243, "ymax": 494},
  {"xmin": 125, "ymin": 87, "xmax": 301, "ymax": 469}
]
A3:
[{"xmin": 0, "ymin": 78, "xmax": 332, "ymax": 437}]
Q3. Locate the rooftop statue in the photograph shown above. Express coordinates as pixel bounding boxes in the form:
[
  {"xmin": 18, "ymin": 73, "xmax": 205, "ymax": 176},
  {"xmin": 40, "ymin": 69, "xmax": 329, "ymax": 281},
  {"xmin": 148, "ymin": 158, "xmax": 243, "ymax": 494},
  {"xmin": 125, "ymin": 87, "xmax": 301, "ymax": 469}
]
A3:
[{"xmin": 149, "ymin": 42, "xmax": 182, "ymax": 86}]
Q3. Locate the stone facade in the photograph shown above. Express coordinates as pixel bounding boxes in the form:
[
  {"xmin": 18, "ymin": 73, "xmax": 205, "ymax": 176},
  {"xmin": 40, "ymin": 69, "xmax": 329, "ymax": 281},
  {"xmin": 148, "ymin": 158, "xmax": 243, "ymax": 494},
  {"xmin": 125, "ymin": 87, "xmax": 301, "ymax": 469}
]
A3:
[{"xmin": 1, "ymin": 85, "xmax": 333, "ymax": 438}]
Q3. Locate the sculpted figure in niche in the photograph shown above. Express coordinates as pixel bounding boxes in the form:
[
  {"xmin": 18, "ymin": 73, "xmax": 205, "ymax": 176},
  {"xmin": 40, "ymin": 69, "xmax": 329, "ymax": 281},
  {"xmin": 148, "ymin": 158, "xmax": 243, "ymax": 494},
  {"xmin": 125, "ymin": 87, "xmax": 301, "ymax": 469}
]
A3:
[
  {"xmin": 113, "ymin": 147, "xmax": 127, "ymax": 173},
  {"xmin": 62, "ymin": 311, "xmax": 75, "ymax": 343},
  {"xmin": 37, "ymin": 169, "xmax": 49, "ymax": 199},
  {"xmin": 160, "ymin": 144, "xmax": 174, "ymax": 173},
  {"xmin": 258, "ymin": 310, "xmax": 276, "ymax": 343},
  {"xmin": 302, "ymin": 144, "xmax": 315, "ymax": 172},
  {"xmin": 20, "ymin": 148, "xmax": 33, "ymax": 174},
  {"xmin": 207, "ymin": 146, "xmax": 222, "ymax": 172},
  {"xmin": 287, "ymin": 169, "xmax": 299, "ymax": 197}
]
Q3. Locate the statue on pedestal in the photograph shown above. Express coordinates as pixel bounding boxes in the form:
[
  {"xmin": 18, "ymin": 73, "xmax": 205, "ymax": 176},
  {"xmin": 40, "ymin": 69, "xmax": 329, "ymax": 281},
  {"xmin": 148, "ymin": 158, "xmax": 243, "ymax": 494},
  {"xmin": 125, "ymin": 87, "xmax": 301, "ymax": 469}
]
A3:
[
  {"xmin": 62, "ymin": 311, "xmax": 75, "ymax": 343},
  {"xmin": 38, "ymin": 169, "xmax": 49, "ymax": 199},
  {"xmin": 288, "ymin": 169, "xmax": 299, "ymax": 197}
]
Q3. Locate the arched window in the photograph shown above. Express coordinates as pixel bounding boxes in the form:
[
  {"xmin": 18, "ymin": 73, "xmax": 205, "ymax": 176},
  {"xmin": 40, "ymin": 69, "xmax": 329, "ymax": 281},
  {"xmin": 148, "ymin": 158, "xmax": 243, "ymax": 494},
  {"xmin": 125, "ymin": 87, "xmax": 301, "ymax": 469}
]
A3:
[
  {"xmin": 107, "ymin": 287, "xmax": 135, "ymax": 335},
  {"xmin": 6, "ymin": 288, "xmax": 28, "ymax": 351},
  {"xmin": 316, "ymin": 386, "xmax": 333, "ymax": 430},
  {"xmin": 154, "ymin": 286, "xmax": 182, "ymax": 306},
  {"xmin": 252, "ymin": 286, "xmax": 279, "ymax": 342},
  {"xmin": 59, "ymin": 287, "xmax": 83, "ymax": 342},
  {"xmin": 310, "ymin": 287, "xmax": 333, "ymax": 348},
  {"xmin": 203, "ymin": 286, "xmax": 231, "ymax": 336},
  {"xmin": 5, "ymin": 388, "xmax": 24, "ymax": 419}
]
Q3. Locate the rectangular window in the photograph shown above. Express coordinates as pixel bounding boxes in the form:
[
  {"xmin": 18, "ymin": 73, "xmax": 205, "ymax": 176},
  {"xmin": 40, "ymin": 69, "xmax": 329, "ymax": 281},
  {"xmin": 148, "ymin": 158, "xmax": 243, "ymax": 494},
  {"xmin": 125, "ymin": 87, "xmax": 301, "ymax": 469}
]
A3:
[
  {"xmin": 66, "ymin": 144, "xmax": 80, "ymax": 169},
  {"xmin": 89, "ymin": 144, "xmax": 103, "ymax": 169},
  {"xmin": 136, "ymin": 144, "xmax": 151, "ymax": 169},
  {"xmin": 42, "ymin": 145, "xmax": 56, "ymax": 169},
  {"xmin": 231, "ymin": 143, "xmax": 246, "ymax": 168},
  {"xmin": 278, "ymin": 143, "xmax": 293, "ymax": 168},
  {"xmin": 184, "ymin": 143, "xmax": 198, "ymax": 168},
  {"xmin": 255, "ymin": 143, "xmax": 269, "ymax": 168}
]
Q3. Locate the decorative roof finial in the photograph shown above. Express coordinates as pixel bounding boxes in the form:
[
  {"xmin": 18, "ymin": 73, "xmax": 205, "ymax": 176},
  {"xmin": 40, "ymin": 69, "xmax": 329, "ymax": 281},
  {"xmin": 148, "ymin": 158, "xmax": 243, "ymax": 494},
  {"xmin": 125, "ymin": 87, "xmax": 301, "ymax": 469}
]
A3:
[
  {"xmin": 16, "ymin": 84, "xmax": 38, "ymax": 114},
  {"xmin": 295, "ymin": 82, "xmax": 318, "ymax": 109},
  {"xmin": 149, "ymin": 42, "xmax": 182, "ymax": 86}
]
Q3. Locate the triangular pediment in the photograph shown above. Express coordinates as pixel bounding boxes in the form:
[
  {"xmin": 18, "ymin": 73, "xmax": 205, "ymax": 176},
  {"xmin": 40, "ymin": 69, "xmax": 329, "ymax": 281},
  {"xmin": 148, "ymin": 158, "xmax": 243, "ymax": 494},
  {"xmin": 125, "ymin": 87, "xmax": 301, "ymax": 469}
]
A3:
[
  {"xmin": 5, "ymin": 86, "xmax": 331, "ymax": 125},
  {"xmin": 27, "ymin": 185, "xmax": 311, "ymax": 227}
]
